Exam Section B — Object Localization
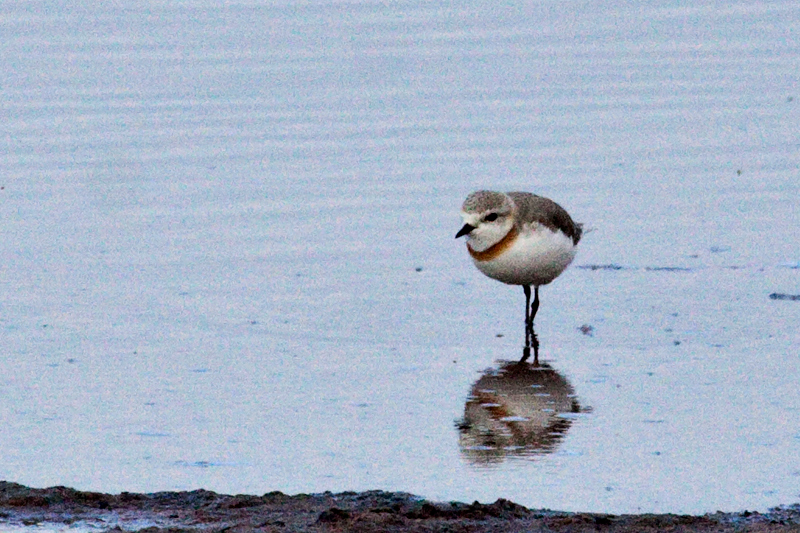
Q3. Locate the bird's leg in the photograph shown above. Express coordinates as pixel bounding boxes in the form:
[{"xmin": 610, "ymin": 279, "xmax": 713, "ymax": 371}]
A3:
[
  {"xmin": 523, "ymin": 284, "xmax": 532, "ymax": 344},
  {"xmin": 520, "ymin": 285, "xmax": 541, "ymax": 365},
  {"xmin": 520, "ymin": 325, "xmax": 540, "ymax": 365},
  {"xmin": 530, "ymin": 286, "xmax": 540, "ymax": 365},
  {"xmin": 530, "ymin": 285, "xmax": 540, "ymax": 323},
  {"xmin": 521, "ymin": 285, "xmax": 533, "ymax": 363}
]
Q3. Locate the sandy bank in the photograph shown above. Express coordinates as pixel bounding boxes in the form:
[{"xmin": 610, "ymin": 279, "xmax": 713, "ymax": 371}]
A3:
[{"xmin": 2, "ymin": 481, "xmax": 800, "ymax": 532}]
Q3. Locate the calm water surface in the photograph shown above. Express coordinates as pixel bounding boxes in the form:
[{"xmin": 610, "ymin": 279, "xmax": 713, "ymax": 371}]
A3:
[{"xmin": 2, "ymin": 0, "xmax": 800, "ymax": 514}]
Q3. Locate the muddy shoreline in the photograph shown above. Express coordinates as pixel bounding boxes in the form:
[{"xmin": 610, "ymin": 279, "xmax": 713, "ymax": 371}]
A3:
[{"xmin": 2, "ymin": 481, "xmax": 799, "ymax": 532}]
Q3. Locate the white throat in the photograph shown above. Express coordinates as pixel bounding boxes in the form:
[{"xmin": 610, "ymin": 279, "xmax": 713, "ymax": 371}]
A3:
[{"xmin": 461, "ymin": 212, "xmax": 515, "ymax": 253}]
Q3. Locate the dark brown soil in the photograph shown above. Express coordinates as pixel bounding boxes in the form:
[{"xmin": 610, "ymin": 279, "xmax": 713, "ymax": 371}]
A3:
[{"xmin": 2, "ymin": 481, "xmax": 799, "ymax": 532}]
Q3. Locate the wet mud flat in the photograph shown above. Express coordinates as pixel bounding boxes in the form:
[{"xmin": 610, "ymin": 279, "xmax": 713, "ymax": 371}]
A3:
[{"xmin": 2, "ymin": 482, "xmax": 800, "ymax": 532}]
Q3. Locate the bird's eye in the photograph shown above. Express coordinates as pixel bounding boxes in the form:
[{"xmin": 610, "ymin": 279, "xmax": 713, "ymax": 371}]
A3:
[{"xmin": 484, "ymin": 213, "xmax": 499, "ymax": 222}]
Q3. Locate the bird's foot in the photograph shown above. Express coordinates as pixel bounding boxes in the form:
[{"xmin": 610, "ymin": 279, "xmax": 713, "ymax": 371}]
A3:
[{"xmin": 521, "ymin": 327, "xmax": 540, "ymax": 366}]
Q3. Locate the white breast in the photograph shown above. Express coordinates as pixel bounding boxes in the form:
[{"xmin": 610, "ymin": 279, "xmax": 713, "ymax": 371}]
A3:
[{"xmin": 472, "ymin": 225, "xmax": 577, "ymax": 286}]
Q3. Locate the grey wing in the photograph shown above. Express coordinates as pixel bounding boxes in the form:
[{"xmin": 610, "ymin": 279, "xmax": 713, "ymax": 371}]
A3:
[{"xmin": 508, "ymin": 192, "xmax": 582, "ymax": 245}]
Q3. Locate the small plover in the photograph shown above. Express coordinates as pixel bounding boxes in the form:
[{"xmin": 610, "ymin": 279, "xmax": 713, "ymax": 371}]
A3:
[{"xmin": 456, "ymin": 190, "xmax": 582, "ymax": 363}]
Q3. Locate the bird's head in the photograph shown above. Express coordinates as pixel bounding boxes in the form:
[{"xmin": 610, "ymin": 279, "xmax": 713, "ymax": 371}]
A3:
[{"xmin": 456, "ymin": 190, "xmax": 515, "ymax": 252}]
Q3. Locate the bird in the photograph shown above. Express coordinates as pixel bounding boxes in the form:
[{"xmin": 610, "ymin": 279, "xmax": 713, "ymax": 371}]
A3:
[{"xmin": 455, "ymin": 190, "xmax": 582, "ymax": 363}]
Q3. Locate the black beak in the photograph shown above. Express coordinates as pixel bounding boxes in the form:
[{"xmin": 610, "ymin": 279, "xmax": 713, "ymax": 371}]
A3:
[{"xmin": 455, "ymin": 223, "xmax": 476, "ymax": 239}]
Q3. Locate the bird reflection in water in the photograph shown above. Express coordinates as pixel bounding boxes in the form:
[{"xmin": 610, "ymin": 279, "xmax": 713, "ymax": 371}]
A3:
[{"xmin": 456, "ymin": 359, "xmax": 586, "ymax": 465}]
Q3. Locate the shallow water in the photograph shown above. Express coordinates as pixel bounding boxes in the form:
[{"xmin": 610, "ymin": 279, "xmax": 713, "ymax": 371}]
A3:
[{"xmin": 2, "ymin": 0, "xmax": 799, "ymax": 515}]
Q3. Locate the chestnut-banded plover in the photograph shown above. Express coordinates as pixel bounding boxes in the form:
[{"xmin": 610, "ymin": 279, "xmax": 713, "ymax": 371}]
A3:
[{"xmin": 456, "ymin": 190, "xmax": 582, "ymax": 363}]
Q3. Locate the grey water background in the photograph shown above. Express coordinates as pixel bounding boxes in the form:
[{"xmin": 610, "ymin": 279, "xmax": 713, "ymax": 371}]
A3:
[{"xmin": 2, "ymin": 0, "xmax": 799, "ymax": 515}]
